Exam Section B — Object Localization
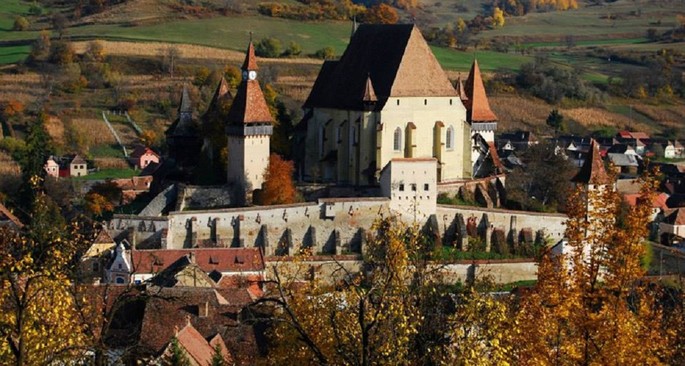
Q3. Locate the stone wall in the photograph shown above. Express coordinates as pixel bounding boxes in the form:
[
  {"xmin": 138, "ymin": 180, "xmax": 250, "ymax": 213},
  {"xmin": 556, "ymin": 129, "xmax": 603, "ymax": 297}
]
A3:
[
  {"xmin": 436, "ymin": 205, "xmax": 567, "ymax": 250},
  {"xmin": 166, "ymin": 198, "xmax": 390, "ymax": 256},
  {"xmin": 108, "ymin": 214, "xmax": 169, "ymax": 249},
  {"xmin": 263, "ymin": 257, "xmax": 538, "ymax": 285}
]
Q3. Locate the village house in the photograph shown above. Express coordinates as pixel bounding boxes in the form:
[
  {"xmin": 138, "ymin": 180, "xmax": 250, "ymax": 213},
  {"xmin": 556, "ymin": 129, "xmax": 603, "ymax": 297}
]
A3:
[
  {"xmin": 44, "ymin": 154, "xmax": 89, "ymax": 178},
  {"xmin": 129, "ymin": 145, "xmax": 161, "ymax": 170}
]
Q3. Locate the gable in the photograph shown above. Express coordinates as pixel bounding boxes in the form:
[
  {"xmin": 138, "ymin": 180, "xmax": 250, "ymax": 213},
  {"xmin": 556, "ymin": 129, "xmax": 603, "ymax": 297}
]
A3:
[{"xmin": 303, "ymin": 24, "xmax": 456, "ymax": 111}]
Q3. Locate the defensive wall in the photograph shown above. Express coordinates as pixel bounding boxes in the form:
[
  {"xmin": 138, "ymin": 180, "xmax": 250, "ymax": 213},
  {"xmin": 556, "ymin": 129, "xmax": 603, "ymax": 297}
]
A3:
[
  {"xmin": 165, "ymin": 198, "xmax": 390, "ymax": 256},
  {"xmin": 262, "ymin": 256, "xmax": 538, "ymax": 284}
]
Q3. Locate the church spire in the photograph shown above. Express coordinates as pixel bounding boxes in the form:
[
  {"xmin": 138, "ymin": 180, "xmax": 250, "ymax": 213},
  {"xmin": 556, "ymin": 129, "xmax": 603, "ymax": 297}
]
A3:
[
  {"xmin": 456, "ymin": 74, "xmax": 468, "ymax": 101},
  {"xmin": 464, "ymin": 59, "xmax": 497, "ymax": 122},
  {"xmin": 226, "ymin": 39, "xmax": 273, "ymax": 128},
  {"xmin": 571, "ymin": 139, "xmax": 611, "ymax": 185}
]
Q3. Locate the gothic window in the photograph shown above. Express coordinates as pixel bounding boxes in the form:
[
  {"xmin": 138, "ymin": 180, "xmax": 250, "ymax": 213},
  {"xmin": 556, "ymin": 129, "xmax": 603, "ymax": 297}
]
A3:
[
  {"xmin": 393, "ymin": 127, "xmax": 402, "ymax": 152},
  {"xmin": 336, "ymin": 125, "xmax": 342, "ymax": 143},
  {"xmin": 446, "ymin": 126, "xmax": 454, "ymax": 150}
]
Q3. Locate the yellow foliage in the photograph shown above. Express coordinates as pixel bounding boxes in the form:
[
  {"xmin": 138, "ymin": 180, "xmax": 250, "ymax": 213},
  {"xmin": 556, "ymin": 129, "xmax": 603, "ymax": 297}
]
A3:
[
  {"xmin": 0, "ymin": 192, "xmax": 91, "ymax": 365},
  {"xmin": 492, "ymin": 7, "xmax": 505, "ymax": 27}
]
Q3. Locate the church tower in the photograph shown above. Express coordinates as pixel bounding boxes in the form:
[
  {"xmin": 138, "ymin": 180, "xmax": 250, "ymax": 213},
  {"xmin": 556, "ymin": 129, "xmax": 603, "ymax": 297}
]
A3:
[{"xmin": 225, "ymin": 40, "xmax": 274, "ymax": 192}]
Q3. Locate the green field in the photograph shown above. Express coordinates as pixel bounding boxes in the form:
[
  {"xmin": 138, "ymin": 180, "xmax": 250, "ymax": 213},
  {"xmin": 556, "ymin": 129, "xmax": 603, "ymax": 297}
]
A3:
[
  {"xmin": 76, "ymin": 167, "xmax": 137, "ymax": 180},
  {"xmin": 431, "ymin": 47, "xmax": 531, "ymax": 72},
  {"xmin": 0, "ymin": 44, "xmax": 30, "ymax": 64}
]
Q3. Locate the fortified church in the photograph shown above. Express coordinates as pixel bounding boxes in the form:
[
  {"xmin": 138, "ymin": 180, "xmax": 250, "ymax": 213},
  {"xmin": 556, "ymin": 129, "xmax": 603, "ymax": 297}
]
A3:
[{"xmin": 111, "ymin": 23, "xmax": 539, "ymax": 260}]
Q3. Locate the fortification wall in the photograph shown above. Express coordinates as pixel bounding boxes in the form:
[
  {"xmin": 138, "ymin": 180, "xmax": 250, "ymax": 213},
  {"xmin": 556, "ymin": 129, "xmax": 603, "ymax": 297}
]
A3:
[
  {"xmin": 166, "ymin": 198, "xmax": 390, "ymax": 256},
  {"xmin": 108, "ymin": 215, "xmax": 168, "ymax": 248},
  {"xmin": 436, "ymin": 205, "xmax": 567, "ymax": 248}
]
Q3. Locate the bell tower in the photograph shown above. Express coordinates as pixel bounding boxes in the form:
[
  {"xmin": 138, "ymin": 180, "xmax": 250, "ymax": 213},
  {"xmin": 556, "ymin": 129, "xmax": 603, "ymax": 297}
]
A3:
[{"xmin": 225, "ymin": 39, "xmax": 274, "ymax": 193}]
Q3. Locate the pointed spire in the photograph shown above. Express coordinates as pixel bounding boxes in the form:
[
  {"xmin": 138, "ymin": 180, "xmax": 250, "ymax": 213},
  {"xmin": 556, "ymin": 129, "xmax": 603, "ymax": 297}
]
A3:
[
  {"xmin": 178, "ymin": 85, "xmax": 192, "ymax": 114},
  {"xmin": 242, "ymin": 39, "xmax": 258, "ymax": 71},
  {"xmin": 207, "ymin": 77, "xmax": 232, "ymax": 110},
  {"xmin": 362, "ymin": 74, "xmax": 377, "ymax": 103},
  {"xmin": 464, "ymin": 59, "xmax": 497, "ymax": 122},
  {"xmin": 572, "ymin": 139, "xmax": 611, "ymax": 185},
  {"xmin": 456, "ymin": 74, "xmax": 468, "ymax": 101}
]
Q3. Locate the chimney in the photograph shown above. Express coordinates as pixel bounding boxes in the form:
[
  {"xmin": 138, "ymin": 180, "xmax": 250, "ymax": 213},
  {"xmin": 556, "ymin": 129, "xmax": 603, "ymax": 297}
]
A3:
[{"xmin": 198, "ymin": 301, "xmax": 209, "ymax": 317}]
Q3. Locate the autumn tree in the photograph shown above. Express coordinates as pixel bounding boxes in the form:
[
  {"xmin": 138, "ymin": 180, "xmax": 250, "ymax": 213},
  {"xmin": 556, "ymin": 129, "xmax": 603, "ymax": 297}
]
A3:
[
  {"xmin": 261, "ymin": 217, "xmax": 513, "ymax": 365},
  {"xmin": 511, "ymin": 170, "xmax": 675, "ymax": 363},
  {"xmin": 505, "ymin": 141, "xmax": 575, "ymax": 212},
  {"xmin": 257, "ymin": 154, "xmax": 298, "ymax": 205},
  {"xmin": 492, "ymin": 6, "xmax": 505, "ymax": 27},
  {"xmin": 0, "ymin": 184, "xmax": 91, "ymax": 365},
  {"xmin": 362, "ymin": 3, "xmax": 399, "ymax": 24}
]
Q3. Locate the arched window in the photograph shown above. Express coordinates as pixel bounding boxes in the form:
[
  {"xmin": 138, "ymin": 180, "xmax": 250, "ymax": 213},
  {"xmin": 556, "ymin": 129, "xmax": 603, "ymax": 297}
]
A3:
[
  {"xmin": 446, "ymin": 126, "xmax": 454, "ymax": 150},
  {"xmin": 116, "ymin": 277, "xmax": 125, "ymax": 284},
  {"xmin": 393, "ymin": 127, "xmax": 402, "ymax": 152}
]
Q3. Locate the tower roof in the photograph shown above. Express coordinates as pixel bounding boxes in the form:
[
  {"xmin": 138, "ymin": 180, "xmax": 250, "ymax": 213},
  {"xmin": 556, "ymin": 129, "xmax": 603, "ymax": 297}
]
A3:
[
  {"xmin": 178, "ymin": 85, "xmax": 192, "ymax": 114},
  {"xmin": 304, "ymin": 24, "xmax": 457, "ymax": 111},
  {"xmin": 464, "ymin": 59, "xmax": 497, "ymax": 122},
  {"xmin": 226, "ymin": 43, "xmax": 273, "ymax": 126},
  {"xmin": 572, "ymin": 139, "xmax": 611, "ymax": 185},
  {"xmin": 241, "ymin": 41, "xmax": 258, "ymax": 71},
  {"xmin": 362, "ymin": 74, "xmax": 377, "ymax": 103}
]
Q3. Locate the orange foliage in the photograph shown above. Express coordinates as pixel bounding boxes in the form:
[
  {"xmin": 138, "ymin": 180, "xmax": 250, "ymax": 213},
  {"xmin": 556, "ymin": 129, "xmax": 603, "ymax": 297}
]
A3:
[
  {"xmin": 363, "ymin": 3, "xmax": 399, "ymax": 24},
  {"xmin": 1, "ymin": 100, "xmax": 24, "ymax": 119},
  {"xmin": 84, "ymin": 192, "xmax": 114, "ymax": 217},
  {"xmin": 259, "ymin": 154, "xmax": 297, "ymax": 205}
]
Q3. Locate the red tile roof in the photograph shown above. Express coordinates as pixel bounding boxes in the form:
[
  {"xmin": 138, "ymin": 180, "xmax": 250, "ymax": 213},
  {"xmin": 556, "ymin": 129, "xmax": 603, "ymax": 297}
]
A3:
[
  {"xmin": 226, "ymin": 80, "xmax": 274, "ymax": 125},
  {"xmin": 463, "ymin": 59, "xmax": 497, "ymax": 122},
  {"xmin": 131, "ymin": 248, "xmax": 265, "ymax": 275},
  {"xmin": 176, "ymin": 322, "xmax": 218, "ymax": 366},
  {"xmin": 572, "ymin": 139, "xmax": 611, "ymax": 185},
  {"xmin": 664, "ymin": 208, "xmax": 685, "ymax": 226},
  {"xmin": 623, "ymin": 192, "xmax": 669, "ymax": 211},
  {"xmin": 93, "ymin": 228, "xmax": 115, "ymax": 244},
  {"xmin": 241, "ymin": 41, "xmax": 258, "ymax": 71}
]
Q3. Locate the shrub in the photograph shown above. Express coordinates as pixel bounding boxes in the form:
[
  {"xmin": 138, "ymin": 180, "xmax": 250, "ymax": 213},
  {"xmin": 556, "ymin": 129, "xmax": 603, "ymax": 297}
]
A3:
[
  {"xmin": 255, "ymin": 37, "xmax": 282, "ymax": 58},
  {"xmin": 313, "ymin": 46, "xmax": 336, "ymax": 60},
  {"xmin": 13, "ymin": 16, "xmax": 30, "ymax": 31}
]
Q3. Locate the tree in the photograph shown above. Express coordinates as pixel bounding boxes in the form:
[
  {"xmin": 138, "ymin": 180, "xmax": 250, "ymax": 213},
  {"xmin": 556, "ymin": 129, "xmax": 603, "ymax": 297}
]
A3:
[
  {"xmin": 83, "ymin": 40, "xmax": 105, "ymax": 62},
  {"xmin": 313, "ymin": 46, "xmax": 336, "ymax": 60},
  {"xmin": 282, "ymin": 41, "xmax": 302, "ymax": 57},
  {"xmin": 0, "ymin": 188, "xmax": 90, "ymax": 365},
  {"xmin": 52, "ymin": 12, "xmax": 68, "ymax": 39},
  {"xmin": 363, "ymin": 3, "xmax": 399, "ymax": 24},
  {"xmin": 49, "ymin": 40, "xmax": 75, "ymax": 65},
  {"xmin": 84, "ymin": 192, "xmax": 114, "ymax": 218},
  {"xmin": 17, "ymin": 113, "xmax": 53, "ymax": 187},
  {"xmin": 165, "ymin": 337, "xmax": 191, "ymax": 366},
  {"xmin": 261, "ymin": 217, "xmax": 513, "ymax": 365},
  {"xmin": 12, "ymin": 16, "xmax": 29, "ymax": 31},
  {"xmin": 546, "ymin": 108, "xmax": 565, "ymax": 134},
  {"xmin": 258, "ymin": 154, "xmax": 298, "ymax": 205},
  {"xmin": 210, "ymin": 343, "xmax": 229, "ymax": 366},
  {"xmin": 162, "ymin": 46, "xmax": 181, "ymax": 78},
  {"xmin": 505, "ymin": 141, "xmax": 575, "ymax": 212},
  {"xmin": 27, "ymin": 30, "xmax": 51, "ymax": 65},
  {"xmin": 492, "ymin": 6, "xmax": 505, "ymax": 27},
  {"xmin": 139, "ymin": 130, "xmax": 157, "ymax": 148},
  {"xmin": 255, "ymin": 37, "xmax": 282, "ymax": 58},
  {"xmin": 511, "ymin": 172, "xmax": 675, "ymax": 363}
]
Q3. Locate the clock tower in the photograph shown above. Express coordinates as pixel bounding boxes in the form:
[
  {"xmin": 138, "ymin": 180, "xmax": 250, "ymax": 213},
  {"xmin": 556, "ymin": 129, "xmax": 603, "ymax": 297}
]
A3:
[{"xmin": 225, "ymin": 39, "xmax": 274, "ymax": 196}]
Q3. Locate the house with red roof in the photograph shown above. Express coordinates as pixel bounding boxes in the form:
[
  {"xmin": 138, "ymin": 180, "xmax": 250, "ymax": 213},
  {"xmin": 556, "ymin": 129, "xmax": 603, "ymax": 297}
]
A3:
[
  {"xmin": 129, "ymin": 145, "xmax": 160, "ymax": 170},
  {"xmin": 159, "ymin": 321, "xmax": 233, "ymax": 366}
]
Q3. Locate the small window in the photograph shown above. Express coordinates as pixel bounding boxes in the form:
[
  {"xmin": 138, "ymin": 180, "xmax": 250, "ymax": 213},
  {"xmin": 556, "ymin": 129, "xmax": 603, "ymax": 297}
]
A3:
[
  {"xmin": 118, "ymin": 263, "xmax": 122, "ymax": 269},
  {"xmin": 424, "ymin": 183, "xmax": 429, "ymax": 191},
  {"xmin": 397, "ymin": 99, "xmax": 400, "ymax": 106},
  {"xmin": 424, "ymin": 99, "xmax": 427, "ymax": 105},
  {"xmin": 116, "ymin": 277, "xmax": 125, "ymax": 284},
  {"xmin": 411, "ymin": 184, "xmax": 417, "ymax": 191},
  {"xmin": 446, "ymin": 126, "xmax": 454, "ymax": 150},
  {"xmin": 399, "ymin": 183, "xmax": 405, "ymax": 191},
  {"xmin": 393, "ymin": 127, "xmax": 402, "ymax": 152},
  {"xmin": 449, "ymin": 99, "xmax": 453, "ymax": 105}
]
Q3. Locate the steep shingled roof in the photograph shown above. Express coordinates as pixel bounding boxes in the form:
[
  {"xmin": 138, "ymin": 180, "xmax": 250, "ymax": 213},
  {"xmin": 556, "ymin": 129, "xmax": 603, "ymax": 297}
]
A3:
[
  {"xmin": 463, "ymin": 59, "xmax": 497, "ymax": 122},
  {"xmin": 664, "ymin": 207, "xmax": 685, "ymax": 226},
  {"xmin": 166, "ymin": 86, "xmax": 199, "ymax": 138},
  {"xmin": 572, "ymin": 139, "xmax": 611, "ymax": 185},
  {"xmin": 226, "ymin": 42, "xmax": 273, "ymax": 125},
  {"xmin": 303, "ymin": 24, "xmax": 457, "ymax": 111}
]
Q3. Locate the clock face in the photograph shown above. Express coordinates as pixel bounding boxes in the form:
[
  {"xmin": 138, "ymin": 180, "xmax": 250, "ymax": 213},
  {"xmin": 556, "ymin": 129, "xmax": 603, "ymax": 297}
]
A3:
[
  {"xmin": 242, "ymin": 71, "xmax": 248, "ymax": 80},
  {"xmin": 248, "ymin": 70, "xmax": 257, "ymax": 80}
]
